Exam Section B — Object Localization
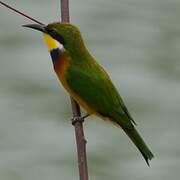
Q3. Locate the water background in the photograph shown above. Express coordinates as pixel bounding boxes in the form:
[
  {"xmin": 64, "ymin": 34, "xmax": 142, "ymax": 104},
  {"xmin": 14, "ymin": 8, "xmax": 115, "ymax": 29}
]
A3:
[{"xmin": 0, "ymin": 0, "xmax": 180, "ymax": 180}]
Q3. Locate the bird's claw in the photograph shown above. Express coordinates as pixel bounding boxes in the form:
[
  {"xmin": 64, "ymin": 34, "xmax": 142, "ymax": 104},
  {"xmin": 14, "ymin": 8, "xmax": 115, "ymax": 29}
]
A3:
[
  {"xmin": 71, "ymin": 116, "xmax": 84, "ymax": 125},
  {"xmin": 71, "ymin": 113, "xmax": 90, "ymax": 125}
]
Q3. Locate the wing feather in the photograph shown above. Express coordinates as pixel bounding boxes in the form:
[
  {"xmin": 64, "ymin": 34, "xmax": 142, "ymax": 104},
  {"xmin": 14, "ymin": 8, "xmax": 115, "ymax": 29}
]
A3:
[{"xmin": 65, "ymin": 62, "xmax": 135, "ymax": 128}]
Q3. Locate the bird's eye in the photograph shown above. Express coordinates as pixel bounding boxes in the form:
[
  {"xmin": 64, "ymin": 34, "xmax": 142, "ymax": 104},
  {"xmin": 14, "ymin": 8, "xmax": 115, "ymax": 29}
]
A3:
[
  {"xmin": 45, "ymin": 28, "xmax": 65, "ymax": 45},
  {"xmin": 53, "ymin": 34, "xmax": 65, "ymax": 45}
]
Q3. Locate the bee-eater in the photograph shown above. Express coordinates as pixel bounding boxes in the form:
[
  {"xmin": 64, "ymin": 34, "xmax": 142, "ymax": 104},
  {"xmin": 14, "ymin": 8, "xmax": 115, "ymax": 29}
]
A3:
[{"xmin": 23, "ymin": 22, "xmax": 154, "ymax": 165}]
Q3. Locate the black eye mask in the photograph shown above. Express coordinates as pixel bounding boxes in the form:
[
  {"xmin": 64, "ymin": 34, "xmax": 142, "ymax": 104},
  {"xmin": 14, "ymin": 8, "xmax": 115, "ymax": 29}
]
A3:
[{"xmin": 45, "ymin": 28, "xmax": 65, "ymax": 45}]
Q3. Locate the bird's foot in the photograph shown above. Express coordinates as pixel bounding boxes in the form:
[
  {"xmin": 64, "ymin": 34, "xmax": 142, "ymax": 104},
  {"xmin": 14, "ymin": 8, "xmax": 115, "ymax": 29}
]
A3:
[
  {"xmin": 82, "ymin": 113, "xmax": 90, "ymax": 119},
  {"xmin": 71, "ymin": 116, "xmax": 84, "ymax": 125},
  {"xmin": 71, "ymin": 113, "xmax": 90, "ymax": 125}
]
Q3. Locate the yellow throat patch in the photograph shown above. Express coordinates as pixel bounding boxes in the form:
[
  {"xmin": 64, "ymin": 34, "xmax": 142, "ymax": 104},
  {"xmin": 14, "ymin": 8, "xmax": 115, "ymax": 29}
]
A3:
[{"xmin": 42, "ymin": 33, "xmax": 62, "ymax": 51}]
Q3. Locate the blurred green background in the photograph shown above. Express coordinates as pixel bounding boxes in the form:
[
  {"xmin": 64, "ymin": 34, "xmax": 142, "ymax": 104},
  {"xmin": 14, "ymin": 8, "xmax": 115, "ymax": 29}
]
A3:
[{"xmin": 0, "ymin": 0, "xmax": 180, "ymax": 180}]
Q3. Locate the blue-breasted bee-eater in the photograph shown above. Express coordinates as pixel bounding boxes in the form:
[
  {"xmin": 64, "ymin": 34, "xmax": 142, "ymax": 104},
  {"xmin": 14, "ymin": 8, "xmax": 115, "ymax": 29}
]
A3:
[{"xmin": 23, "ymin": 22, "xmax": 154, "ymax": 165}]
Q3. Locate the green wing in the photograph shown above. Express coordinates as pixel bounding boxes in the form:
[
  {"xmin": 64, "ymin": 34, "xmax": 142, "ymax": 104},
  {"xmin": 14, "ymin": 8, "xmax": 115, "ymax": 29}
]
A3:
[
  {"xmin": 65, "ymin": 60, "xmax": 154, "ymax": 165},
  {"xmin": 65, "ymin": 60, "xmax": 135, "ymax": 129}
]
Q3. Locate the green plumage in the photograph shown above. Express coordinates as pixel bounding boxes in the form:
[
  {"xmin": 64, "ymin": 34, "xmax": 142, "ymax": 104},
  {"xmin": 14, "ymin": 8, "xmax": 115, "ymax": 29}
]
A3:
[
  {"xmin": 66, "ymin": 55, "xmax": 134, "ymax": 128},
  {"xmin": 65, "ymin": 43, "xmax": 154, "ymax": 164},
  {"xmin": 51, "ymin": 22, "xmax": 154, "ymax": 165},
  {"xmin": 24, "ymin": 22, "xmax": 154, "ymax": 165}
]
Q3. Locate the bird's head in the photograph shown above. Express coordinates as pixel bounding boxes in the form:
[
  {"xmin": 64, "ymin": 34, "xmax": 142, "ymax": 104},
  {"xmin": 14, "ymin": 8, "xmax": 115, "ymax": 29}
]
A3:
[{"xmin": 23, "ymin": 22, "xmax": 85, "ymax": 54}]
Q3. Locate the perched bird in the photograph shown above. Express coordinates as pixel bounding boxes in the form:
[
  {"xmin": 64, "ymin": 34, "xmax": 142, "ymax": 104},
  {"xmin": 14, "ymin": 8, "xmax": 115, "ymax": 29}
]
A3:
[{"xmin": 23, "ymin": 22, "xmax": 154, "ymax": 165}]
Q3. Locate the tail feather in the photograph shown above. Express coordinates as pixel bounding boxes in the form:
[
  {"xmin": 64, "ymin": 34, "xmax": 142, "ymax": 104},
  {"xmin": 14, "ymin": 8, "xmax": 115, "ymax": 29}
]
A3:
[{"xmin": 122, "ymin": 126, "xmax": 154, "ymax": 166}]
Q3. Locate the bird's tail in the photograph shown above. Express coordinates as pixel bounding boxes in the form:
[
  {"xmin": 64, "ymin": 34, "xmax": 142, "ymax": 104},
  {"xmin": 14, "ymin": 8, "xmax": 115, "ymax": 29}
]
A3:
[{"xmin": 122, "ymin": 126, "xmax": 154, "ymax": 165}]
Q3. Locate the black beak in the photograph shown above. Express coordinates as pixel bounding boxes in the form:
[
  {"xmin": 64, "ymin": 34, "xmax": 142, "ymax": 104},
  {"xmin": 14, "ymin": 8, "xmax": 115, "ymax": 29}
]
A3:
[{"xmin": 22, "ymin": 24, "xmax": 46, "ymax": 32}]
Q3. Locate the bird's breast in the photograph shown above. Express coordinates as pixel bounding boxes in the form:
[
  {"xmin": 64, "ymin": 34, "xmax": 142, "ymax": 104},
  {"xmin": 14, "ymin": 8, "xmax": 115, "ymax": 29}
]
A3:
[
  {"xmin": 52, "ymin": 52, "xmax": 71, "ymax": 95},
  {"xmin": 53, "ymin": 52, "xmax": 69, "ymax": 76}
]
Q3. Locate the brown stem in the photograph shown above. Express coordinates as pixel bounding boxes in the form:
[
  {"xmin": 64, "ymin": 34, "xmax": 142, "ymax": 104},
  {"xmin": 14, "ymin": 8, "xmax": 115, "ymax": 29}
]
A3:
[
  {"xmin": 70, "ymin": 98, "xmax": 89, "ymax": 180},
  {"xmin": 0, "ymin": 1, "xmax": 44, "ymax": 25},
  {"xmin": 60, "ymin": 0, "xmax": 70, "ymax": 22},
  {"xmin": 60, "ymin": 0, "xmax": 89, "ymax": 180}
]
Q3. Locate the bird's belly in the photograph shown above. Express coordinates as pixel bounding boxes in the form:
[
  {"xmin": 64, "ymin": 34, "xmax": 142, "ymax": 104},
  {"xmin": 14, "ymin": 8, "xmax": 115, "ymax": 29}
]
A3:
[
  {"xmin": 54, "ymin": 65, "xmax": 116, "ymax": 125},
  {"xmin": 53, "ymin": 58, "xmax": 96, "ymax": 115},
  {"xmin": 60, "ymin": 75, "xmax": 96, "ymax": 115}
]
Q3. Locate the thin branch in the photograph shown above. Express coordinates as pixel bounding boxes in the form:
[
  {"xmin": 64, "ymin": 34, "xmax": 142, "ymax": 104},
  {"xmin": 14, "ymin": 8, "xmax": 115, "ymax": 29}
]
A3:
[
  {"xmin": 60, "ymin": 0, "xmax": 70, "ymax": 22},
  {"xmin": 0, "ymin": 1, "xmax": 44, "ymax": 25},
  {"xmin": 60, "ymin": 0, "xmax": 89, "ymax": 180}
]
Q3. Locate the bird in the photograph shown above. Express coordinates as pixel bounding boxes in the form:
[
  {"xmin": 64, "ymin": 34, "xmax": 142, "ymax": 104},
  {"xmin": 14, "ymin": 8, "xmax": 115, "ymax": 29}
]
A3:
[{"xmin": 23, "ymin": 22, "xmax": 154, "ymax": 165}]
